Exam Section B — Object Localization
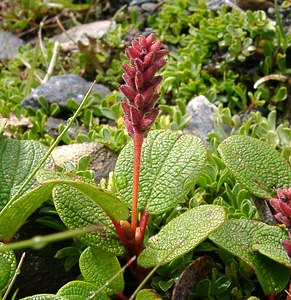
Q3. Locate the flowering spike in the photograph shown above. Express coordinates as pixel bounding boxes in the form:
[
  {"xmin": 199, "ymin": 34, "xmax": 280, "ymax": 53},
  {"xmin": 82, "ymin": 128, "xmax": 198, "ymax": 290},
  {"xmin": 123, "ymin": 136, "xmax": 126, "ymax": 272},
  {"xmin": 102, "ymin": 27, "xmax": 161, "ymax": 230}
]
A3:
[
  {"xmin": 132, "ymin": 39, "xmax": 141, "ymax": 51},
  {"xmin": 155, "ymin": 58, "xmax": 167, "ymax": 70},
  {"xmin": 144, "ymin": 52, "xmax": 155, "ymax": 67},
  {"xmin": 155, "ymin": 49, "xmax": 169, "ymax": 60},
  {"xmin": 135, "ymin": 71, "xmax": 144, "ymax": 91},
  {"xmin": 134, "ymin": 94, "xmax": 145, "ymax": 108},
  {"xmin": 122, "ymin": 73, "xmax": 134, "ymax": 88},
  {"xmin": 120, "ymin": 33, "xmax": 167, "ymax": 137},
  {"xmin": 122, "ymin": 63, "xmax": 136, "ymax": 77},
  {"xmin": 126, "ymin": 47, "xmax": 141, "ymax": 60},
  {"xmin": 139, "ymin": 35, "xmax": 147, "ymax": 48},
  {"xmin": 120, "ymin": 85, "xmax": 136, "ymax": 103},
  {"xmin": 150, "ymin": 76, "xmax": 162, "ymax": 90},
  {"xmin": 149, "ymin": 41, "xmax": 161, "ymax": 52},
  {"xmin": 146, "ymin": 33, "xmax": 155, "ymax": 45},
  {"xmin": 133, "ymin": 58, "xmax": 144, "ymax": 73}
]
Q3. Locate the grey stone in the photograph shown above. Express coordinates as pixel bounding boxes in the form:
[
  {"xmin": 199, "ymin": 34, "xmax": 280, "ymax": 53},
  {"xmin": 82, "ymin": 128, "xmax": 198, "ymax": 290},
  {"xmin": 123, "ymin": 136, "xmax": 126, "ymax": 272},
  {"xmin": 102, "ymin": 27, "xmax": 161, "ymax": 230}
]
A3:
[
  {"xmin": 45, "ymin": 116, "xmax": 87, "ymax": 139},
  {"xmin": 52, "ymin": 20, "xmax": 112, "ymax": 52},
  {"xmin": 21, "ymin": 74, "xmax": 110, "ymax": 111},
  {"xmin": 183, "ymin": 95, "xmax": 218, "ymax": 141},
  {"xmin": 0, "ymin": 31, "xmax": 24, "ymax": 60},
  {"xmin": 141, "ymin": 2, "xmax": 159, "ymax": 12},
  {"xmin": 51, "ymin": 142, "xmax": 118, "ymax": 183}
]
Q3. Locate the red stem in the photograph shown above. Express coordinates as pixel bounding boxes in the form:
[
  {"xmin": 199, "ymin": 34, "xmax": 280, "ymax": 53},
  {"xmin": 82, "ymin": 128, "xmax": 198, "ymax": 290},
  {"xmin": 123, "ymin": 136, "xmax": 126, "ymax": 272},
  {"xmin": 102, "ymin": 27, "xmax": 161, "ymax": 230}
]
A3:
[{"xmin": 131, "ymin": 130, "xmax": 143, "ymax": 233}]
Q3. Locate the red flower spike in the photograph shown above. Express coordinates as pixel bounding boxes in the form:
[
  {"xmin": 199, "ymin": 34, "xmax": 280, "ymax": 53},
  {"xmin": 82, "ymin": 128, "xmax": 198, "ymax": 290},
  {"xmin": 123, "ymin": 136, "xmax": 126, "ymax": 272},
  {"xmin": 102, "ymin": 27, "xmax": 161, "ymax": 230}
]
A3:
[
  {"xmin": 280, "ymin": 202, "xmax": 291, "ymax": 217},
  {"xmin": 135, "ymin": 71, "xmax": 144, "ymax": 91},
  {"xmin": 120, "ymin": 33, "xmax": 167, "ymax": 137},
  {"xmin": 122, "ymin": 73, "xmax": 134, "ymax": 88},
  {"xmin": 133, "ymin": 58, "xmax": 144, "ymax": 73},
  {"xmin": 149, "ymin": 41, "xmax": 161, "ymax": 52},
  {"xmin": 143, "ymin": 65, "xmax": 156, "ymax": 82},
  {"xmin": 155, "ymin": 49, "xmax": 169, "ymax": 60},
  {"xmin": 146, "ymin": 33, "xmax": 155, "ymax": 44},
  {"xmin": 150, "ymin": 76, "xmax": 162, "ymax": 90},
  {"xmin": 132, "ymin": 39, "xmax": 142, "ymax": 51},
  {"xmin": 144, "ymin": 52, "xmax": 155, "ymax": 67},
  {"xmin": 281, "ymin": 240, "xmax": 291, "ymax": 257},
  {"xmin": 122, "ymin": 64, "xmax": 136, "ymax": 77},
  {"xmin": 139, "ymin": 35, "xmax": 147, "ymax": 48},
  {"xmin": 126, "ymin": 47, "xmax": 141, "ymax": 60},
  {"xmin": 120, "ymin": 85, "xmax": 136, "ymax": 103},
  {"xmin": 155, "ymin": 58, "xmax": 167, "ymax": 70},
  {"xmin": 134, "ymin": 94, "xmax": 145, "ymax": 108}
]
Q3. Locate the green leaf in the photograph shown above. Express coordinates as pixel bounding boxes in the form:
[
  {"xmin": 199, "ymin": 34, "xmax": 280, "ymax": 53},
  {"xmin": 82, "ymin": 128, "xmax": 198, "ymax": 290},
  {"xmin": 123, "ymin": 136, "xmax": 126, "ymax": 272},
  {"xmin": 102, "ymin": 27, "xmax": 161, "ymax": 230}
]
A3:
[
  {"xmin": 115, "ymin": 130, "xmax": 206, "ymax": 214},
  {"xmin": 0, "ymin": 242, "xmax": 17, "ymax": 295},
  {"xmin": 57, "ymin": 280, "xmax": 108, "ymax": 300},
  {"xmin": 0, "ymin": 138, "xmax": 52, "ymax": 210},
  {"xmin": 21, "ymin": 295, "xmax": 65, "ymax": 300},
  {"xmin": 252, "ymin": 226, "xmax": 291, "ymax": 267},
  {"xmin": 79, "ymin": 247, "xmax": 124, "ymax": 295},
  {"xmin": 218, "ymin": 135, "xmax": 291, "ymax": 198},
  {"xmin": 209, "ymin": 219, "xmax": 290, "ymax": 294},
  {"xmin": 136, "ymin": 289, "xmax": 163, "ymax": 300},
  {"xmin": 52, "ymin": 184, "xmax": 124, "ymax": 255},
  {"xmin": 37, "ymin": 169, "xmax": 129, "ymax": 221},
  {"xmin": 0, "ymin": 184, "xmax": 54, "ymax": 240},
  {"xmin": 138, "ymin": 205, "xmax": 226, "ymax": 268}
]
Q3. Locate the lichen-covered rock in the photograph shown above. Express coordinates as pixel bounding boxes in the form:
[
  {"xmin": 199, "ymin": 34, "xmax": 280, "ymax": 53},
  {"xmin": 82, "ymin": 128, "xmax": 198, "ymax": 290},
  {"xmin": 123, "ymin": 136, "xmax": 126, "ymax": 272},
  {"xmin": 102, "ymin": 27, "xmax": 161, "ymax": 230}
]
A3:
[
  {"xmin": 0, "ymin": 31, "xmax": 24, "ymax": 60},
  {"xmin": 21, "ymin": 74, "xmax": 110, "ymax": 112},
  {"xmin": 51, "ymin": 142, "xmax": 117, "ymax": 183},
  {"xmin": 184, "ymin": 95, "xmax": 218, "ymax": 142}
]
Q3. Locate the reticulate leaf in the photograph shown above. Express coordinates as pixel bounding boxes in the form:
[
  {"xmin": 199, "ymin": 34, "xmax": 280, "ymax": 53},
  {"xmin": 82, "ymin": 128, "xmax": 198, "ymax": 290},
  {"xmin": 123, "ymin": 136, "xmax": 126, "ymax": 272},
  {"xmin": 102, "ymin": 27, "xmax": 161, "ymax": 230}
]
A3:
[
  {"xmin": 252, "ymin": 226, "xmax": 291, "ymax": 267},
  {"xmin": 209, "ymin": 219, "xmax": 290, "ymax": 294},
  {"xmin": 52, "ymin": 184, "xmax": 124, "ymax": 255},
  {"xmin": 37, "ymin": 169, "xmax": 129, "ymax": 221},
  {"xmin": 218, "ymin": 135, "xmax": 291, "ymax": 198},
  {"xmin": 0, "ymin": 183, "xmax": 54, "ymax": 240},
  {"xmin": 79, "ymin": 246, "xmax": 124, "ymax": 295},
  {"xmin": 136, "ymin": 289, "xmax": 163, "ymax": 300},
  {"xmin": 0, "ymin": 242, "xmax": 17, "ymax": 295},
  {"xmin": 115, "ymin": 130, "xmax": 206, "ymax": 214},
  {"xmin": 21, "ymin": 295, "xmax": 65, "ymax": 300},
  {"xmin": 138, "ymin": 205, "xmax": 226, "ymax": 268},
  {"xmin": 57, "ymin": 280, "xmax": 108, "ymax": 300},
  {"xmin": 0, "ymin": 138, "xmax": 52, "ymax": 210}
]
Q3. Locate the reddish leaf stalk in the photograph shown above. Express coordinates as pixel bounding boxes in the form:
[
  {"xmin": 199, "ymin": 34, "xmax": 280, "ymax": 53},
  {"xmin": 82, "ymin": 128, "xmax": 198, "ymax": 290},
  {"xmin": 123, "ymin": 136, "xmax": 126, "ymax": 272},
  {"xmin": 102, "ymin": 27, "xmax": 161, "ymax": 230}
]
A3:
[{"xmin": 131, "ymin": 130, "xmax": 143, "ymax": 232}]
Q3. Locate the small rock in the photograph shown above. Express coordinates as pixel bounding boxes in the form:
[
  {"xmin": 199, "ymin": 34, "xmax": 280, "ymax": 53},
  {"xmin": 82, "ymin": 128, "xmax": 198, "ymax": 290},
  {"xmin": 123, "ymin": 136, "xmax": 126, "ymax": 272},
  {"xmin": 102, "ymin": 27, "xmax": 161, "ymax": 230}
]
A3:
[
  {"xmin": 52, "ymin": 20, "xmax": 112, "ymax": 52},
  {"xmin": 0, "ymin": 31, "xmax": 24, "ymax": 60},
  {"xmin": 141, "ymin": 2, "xmax": 159, "ymax": 12},
  {"xmin": 45, "ymin": 116, "xmax": 87, "ymax": 139},
  {"xmin": 183, "ymin": 95, "xmax": 218, "ymax": 141},
  {"xmin": 21, "ymin": 74, "xmax": 110, "ymax": 112},
  {"xmin": 51, "ymin": 142, "xmax": 118, "ymax": 183}
]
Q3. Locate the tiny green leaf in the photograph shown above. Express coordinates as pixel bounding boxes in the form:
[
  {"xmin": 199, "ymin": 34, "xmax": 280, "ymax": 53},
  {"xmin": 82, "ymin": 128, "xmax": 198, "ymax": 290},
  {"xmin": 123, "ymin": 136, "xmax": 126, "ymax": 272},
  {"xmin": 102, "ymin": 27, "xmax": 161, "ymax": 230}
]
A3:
[
  {"xmin": 138, "ymin": 205, "xmax": 226, "ymax": 268},
  {"xmin": 37, "ymin": 169, "xmax": 129, "ymax": 221},
  {"xmin": 21, "ymin": 295, "xmax": 65, "ymax": 300},
  {"xmin": 79, "ymin": 247, "xmax": 124, "ymax": 295},
  {"xmin": 209, "ymin": 219, "xmax": 290, "ymax": 294},
  {"xmin": 115, "ymin": 130, "xmax": 206, "ymax": 214},
  {"xmin": 0, "ymin": 138, "xmax": 52, "ymax": 210},
  {"xmin": 57, "ymin": 280, "xmax": 108, "ymax": 300},
  {"xmin": 136, "ymin": 289, "xmax": 162, "ymax": 300},
  {"xmin": 0, "ymin": 242, "xmax": 17, "ymax": 295},
  {"xmin": 52, "ymin": 184, "xmax": 124, "ymax": 255},
  {"xmin": 218, "ymin": 135, "xmax": 291, "ymax": 198},
  {"xmin": 252, "ymin": 226, "xmax": 291, "ymax": 267}
]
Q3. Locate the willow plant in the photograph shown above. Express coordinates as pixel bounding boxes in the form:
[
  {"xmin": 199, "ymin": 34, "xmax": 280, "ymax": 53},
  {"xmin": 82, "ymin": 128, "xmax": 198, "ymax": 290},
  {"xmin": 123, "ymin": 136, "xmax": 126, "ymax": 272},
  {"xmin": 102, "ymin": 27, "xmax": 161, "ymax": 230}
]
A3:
[{"xmin": 118, "ymin": 33, "xmax": 168, "ymax": 254}]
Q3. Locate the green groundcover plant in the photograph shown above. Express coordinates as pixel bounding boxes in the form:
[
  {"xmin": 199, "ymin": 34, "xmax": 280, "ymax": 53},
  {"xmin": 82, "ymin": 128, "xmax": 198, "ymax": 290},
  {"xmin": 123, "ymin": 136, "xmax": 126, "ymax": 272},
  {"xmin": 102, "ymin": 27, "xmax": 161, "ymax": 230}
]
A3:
[{"xmin": 0, "ymin": 33, "xmax": 291, "ymax": 300}]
